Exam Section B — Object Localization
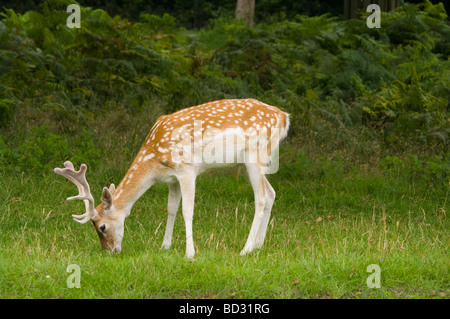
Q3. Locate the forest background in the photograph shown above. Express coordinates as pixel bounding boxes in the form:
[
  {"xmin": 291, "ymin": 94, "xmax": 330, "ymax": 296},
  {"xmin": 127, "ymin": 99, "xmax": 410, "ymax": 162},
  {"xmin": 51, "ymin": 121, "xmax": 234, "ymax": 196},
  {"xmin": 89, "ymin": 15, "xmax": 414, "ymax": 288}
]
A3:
[{"xmin": 0, "ymin": 0, "xmax": 448, "ymax": 298}]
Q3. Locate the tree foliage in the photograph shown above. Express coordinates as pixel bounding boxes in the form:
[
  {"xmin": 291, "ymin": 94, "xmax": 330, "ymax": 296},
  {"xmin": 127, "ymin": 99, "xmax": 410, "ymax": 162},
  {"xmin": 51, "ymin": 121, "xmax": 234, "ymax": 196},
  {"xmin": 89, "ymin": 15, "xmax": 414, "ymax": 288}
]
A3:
[{"xmin": 0, "ymin": 0, "xmax": 448, "ymax": 172}]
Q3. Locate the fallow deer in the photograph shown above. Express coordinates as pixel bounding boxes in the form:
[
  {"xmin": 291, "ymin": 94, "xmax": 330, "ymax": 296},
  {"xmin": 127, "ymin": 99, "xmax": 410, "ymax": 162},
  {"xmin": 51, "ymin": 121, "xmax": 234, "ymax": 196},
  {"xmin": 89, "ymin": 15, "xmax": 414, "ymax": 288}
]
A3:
[{"xmin": 54, "ymin": 99, "xmax": 290, "ymax": 258}]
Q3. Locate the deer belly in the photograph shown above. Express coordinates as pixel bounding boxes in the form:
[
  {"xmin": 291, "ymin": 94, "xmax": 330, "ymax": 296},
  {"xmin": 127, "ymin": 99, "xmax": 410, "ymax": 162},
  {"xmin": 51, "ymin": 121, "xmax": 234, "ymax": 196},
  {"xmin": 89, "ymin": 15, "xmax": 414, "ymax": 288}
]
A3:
[{"xmin": 188, "ymin": 128, "xmax": 269, "ymax": 170}]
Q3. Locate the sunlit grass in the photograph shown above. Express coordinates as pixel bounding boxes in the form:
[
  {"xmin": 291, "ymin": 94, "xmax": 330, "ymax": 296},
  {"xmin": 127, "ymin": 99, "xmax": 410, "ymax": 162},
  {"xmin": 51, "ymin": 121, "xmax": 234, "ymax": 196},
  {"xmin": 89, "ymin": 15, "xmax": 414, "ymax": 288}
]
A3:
[{"xmin": 0, "ymin": 158, "xmax": 448, "ymax": 298}]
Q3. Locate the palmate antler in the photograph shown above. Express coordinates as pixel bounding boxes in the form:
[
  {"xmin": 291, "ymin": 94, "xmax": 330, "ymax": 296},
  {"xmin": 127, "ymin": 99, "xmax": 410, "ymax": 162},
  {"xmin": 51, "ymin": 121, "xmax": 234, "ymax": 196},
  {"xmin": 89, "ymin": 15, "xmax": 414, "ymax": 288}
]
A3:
[{"xmin": 54, "ymin": 161, "xmax": 99, "ymax": 224}]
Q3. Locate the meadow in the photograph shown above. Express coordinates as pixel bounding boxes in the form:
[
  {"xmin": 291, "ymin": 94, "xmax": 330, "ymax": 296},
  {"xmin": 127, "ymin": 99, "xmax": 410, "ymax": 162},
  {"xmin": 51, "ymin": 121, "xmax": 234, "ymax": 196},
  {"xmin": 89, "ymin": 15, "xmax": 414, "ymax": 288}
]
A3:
[
  {"xmin": 0, "ymin": 1, "xmax": 449, "ymax": 298},
  {"xmin": 0, "ymin": 143, "xmax": 448, "ymax": 298}
]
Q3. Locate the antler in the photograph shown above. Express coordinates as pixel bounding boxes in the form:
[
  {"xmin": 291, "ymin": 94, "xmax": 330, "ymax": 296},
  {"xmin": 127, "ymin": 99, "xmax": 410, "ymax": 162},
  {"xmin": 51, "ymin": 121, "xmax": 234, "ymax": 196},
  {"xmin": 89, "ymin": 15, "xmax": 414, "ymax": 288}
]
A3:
[{"xmin": 54, "ymin": 161, "xmax": 99, "ymax": 224}]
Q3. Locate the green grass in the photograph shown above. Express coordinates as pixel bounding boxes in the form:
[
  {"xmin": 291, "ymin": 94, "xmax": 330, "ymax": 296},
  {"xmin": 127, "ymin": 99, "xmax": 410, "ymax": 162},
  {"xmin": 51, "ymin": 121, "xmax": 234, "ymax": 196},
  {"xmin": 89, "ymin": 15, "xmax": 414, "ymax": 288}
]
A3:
[{"xmin": 0, "ymin": 156, "xmax": 448, "ymax": 299}]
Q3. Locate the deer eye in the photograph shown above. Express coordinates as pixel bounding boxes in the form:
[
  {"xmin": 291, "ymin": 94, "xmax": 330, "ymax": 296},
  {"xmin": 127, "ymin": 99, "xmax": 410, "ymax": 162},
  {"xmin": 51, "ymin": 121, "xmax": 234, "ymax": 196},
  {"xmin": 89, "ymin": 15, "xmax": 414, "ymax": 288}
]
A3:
[{"xmin": 99, "ymin": 224, "xmax": 106, "ymax": 233}]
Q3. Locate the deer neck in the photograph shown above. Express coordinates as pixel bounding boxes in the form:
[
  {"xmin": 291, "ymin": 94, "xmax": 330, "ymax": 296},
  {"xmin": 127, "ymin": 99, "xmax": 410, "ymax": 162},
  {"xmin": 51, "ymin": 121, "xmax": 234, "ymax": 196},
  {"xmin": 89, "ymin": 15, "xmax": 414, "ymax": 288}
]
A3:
[{"xmin": 111, "ymin": 157, "xmax": 159, "ymax": 213}]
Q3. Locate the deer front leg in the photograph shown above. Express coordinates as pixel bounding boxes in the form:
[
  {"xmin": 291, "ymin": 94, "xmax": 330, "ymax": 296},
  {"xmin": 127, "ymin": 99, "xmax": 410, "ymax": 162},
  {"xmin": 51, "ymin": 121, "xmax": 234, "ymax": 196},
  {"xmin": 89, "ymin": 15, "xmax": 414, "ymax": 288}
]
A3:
[
  {"xmin": 178, "ymin": 170, "xmax": 197, "ymax": 259},
  {"xmin": 161, "ymin": 182, "xmax": 181, "ymax": 250}
]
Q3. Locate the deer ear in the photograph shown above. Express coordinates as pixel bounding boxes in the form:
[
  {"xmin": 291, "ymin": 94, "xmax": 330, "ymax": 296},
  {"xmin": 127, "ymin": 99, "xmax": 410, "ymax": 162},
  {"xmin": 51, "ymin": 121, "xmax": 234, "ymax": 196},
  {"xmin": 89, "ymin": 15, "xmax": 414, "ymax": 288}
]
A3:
[
  {"xmin": 101, "ymin": 187, "xmax": 114, "ymax": 211},
  {"xmin": 108, "ymin": 183, "xmax": 116, "ymax": 195}
]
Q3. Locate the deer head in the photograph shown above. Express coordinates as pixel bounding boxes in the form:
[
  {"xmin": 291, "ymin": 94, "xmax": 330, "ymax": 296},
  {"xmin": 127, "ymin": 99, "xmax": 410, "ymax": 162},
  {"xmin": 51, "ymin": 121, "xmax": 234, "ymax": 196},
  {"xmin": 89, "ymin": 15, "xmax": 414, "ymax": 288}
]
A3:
[{"xmin": 54, "ymin": 161, "xmax": 125, "ymax": 252}]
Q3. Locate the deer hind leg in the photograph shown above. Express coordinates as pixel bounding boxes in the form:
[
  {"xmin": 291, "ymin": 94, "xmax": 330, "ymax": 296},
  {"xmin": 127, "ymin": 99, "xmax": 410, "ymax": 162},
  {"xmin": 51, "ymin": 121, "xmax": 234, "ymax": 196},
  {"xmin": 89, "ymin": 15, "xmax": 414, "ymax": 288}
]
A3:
[
  {"xmin": 161, "ymin": 181, "xmax": 181, "ymax": 250},
  {"xmin": 240, "ymin": 163, "xmax": 268, "ymax": 256},
  {"xmin": 255, "ymin": 176, "xmax": 275, "ymax": 249}
]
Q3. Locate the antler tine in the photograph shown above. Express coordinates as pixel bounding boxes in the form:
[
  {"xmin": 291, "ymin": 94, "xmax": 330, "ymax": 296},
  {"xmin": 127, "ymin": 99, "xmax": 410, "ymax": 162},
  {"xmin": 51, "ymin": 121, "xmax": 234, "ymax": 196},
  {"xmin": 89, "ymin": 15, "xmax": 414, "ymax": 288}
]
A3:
[
  {"xmin": 71, "ymin": 212, "xmax": 92, "ymax": 224},
  {"xmin": 54, "ymin": 161, "xmax": 98, "ymax": 223}
]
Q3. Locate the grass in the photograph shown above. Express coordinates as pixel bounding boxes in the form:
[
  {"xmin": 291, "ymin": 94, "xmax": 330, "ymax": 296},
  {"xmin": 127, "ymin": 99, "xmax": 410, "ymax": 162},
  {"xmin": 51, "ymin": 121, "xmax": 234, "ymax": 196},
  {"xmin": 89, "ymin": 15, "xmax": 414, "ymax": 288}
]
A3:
[{"xmin": 0, "ymin": 152, "xmax": 448, "ymax": 299}]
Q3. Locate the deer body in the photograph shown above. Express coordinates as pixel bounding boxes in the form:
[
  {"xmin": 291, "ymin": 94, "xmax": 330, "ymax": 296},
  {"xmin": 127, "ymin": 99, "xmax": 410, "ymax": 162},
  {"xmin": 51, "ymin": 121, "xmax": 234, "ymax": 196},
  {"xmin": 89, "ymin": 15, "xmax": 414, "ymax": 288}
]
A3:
[{"xmin": 55, "ymin": 99, "xmax": 289, "ymax": 257}]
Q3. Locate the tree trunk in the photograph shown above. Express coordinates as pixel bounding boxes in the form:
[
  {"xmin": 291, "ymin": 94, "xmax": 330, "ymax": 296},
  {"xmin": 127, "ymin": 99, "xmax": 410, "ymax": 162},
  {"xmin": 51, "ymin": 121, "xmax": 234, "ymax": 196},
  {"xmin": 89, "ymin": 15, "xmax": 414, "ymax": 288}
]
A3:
[
  {"xmin": 235, "ymin": 0, "xmax": 255, "ymax": 28},
  {"xmin": 344, "ymin": 0, "xmax": 399, "ymax": 20}
]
